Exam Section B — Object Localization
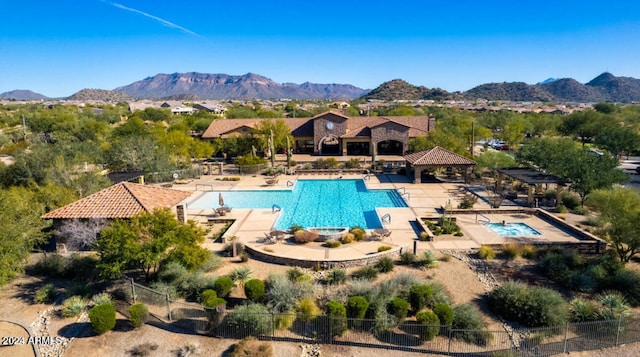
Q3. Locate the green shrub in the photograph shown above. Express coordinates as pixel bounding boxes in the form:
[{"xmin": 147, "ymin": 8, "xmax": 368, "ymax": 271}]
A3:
[
  {"xmin": 377, "ymin": 245, "xmax": 392, "ymax": 252},
  {"xmin": 323, "ymin": 239, "xmax": 342, "ymax": 248},
  {"xmin": 597, "ymin": 291, "xmax": 631, "ymax": 321},
  {"xmin": 399, "ymin": 252, "xmax": 416, "ymax": 265},
  {"xmin": 327, "ymin": 269, "xmax": 347, "ymax": 285},
  {"xmin": 433, "ymin": 303, "xmax": 454, "ymax": 327},
  {"xmin": 572, "ymin": 205, "xmax": 587, "ymax": 215},
  {"xmin": 352, "ymin": 266, "xmax": 378, "ymax": 280},
  {"xmin": 244, "ymin": 279, "xmax": 266, "ymax": 303},
  {"xmin": 230, "ymin": 336, "xmax": 273, "ymax": 357},
  {"xmin": 347, "ymin": 296, "xmax": 369, "ymax": 319},
  {"xmin": 419, "ymin": 231, "xmax": 431, "ymax": 241},
  {"xmin": 224, "ymin": 303, "xmax": 273, "ymax": 336},
  {"xmin": 200, "ymin": 252, "xmax": 222, "ymax": 272},
  {"xmin": 296, "ymin": 298, "xmax": 320, "ymax": 321},
  {"xmin": 232, "ymin": 266, "xmax": 253, "ymax": 285},
  {"xmin": 326, "ymin": 300, "xmax": 347, "ymax": 336},
  {"xmin": 488, "ymin": 281, "xmax": 568, "ymax": 327},
  {"xmin": 375, "ymin": 256, "xmax": 395, "ymax": 273},
  {"xmin": 561, "ymin": 192, "xmax": 581, "ymax": 210},
  {"xmin": 66, "ymin": 254, "xmax": 99, "ymax": 281},
  {"xmin": 457, "ymin": 195, "xmax": 478, "ymax": 209},
  {"xmin": 214, "ymin": 276, "xmax": 234, "ymax": 298},
  {"xmin": 409, "ymin": 284, "xmax": 434, "ymax": 312},
  {"xmin": 416, "ymin": 310, "xmax": 440, "ymax": 341},
  {"xmin": 91, "ymin": 293, "xmax": 112, "ymax": 307},
  {"xmin": 350, "ymin": 227, "xmax": 366, "ymax": 241},
  {"xmin": 290, "ymin": 224, "xmax": 304, "ymax": 233},
  {"xmin": 478, "ymin": 245, "xmax": 495, "ymax": 259},
  {"xmin": 386, "ymin": 297, "xmax": 410, "ymax": 321},
  {"xmin": 129, "ymin": 303, "xmax": 149, "ymax": 328},
  {"xmin": 35, "ymin": 284, "xmax": 57, "ymax": 304},
  {"xmin": 266, "ymin": 273, "xmax": 314, "ymax": 314},
  {"xmin": 201, "ymin": 289, "xmax": 227, "ymax": 307},
  {"xmin": 34, "ymin": 254, "xmax": 67, "ymax": 278},
  {"xmin": 452, "ymin": 304, "xmax": 491, "ymax": 345},
  {"xmin": 569, "ymin": 298, "xmax": 599, "ymax": 322},
  {"xmin": 420, "ymin": 251, "xmax": 439, "ymax": 268},
  {"xmin": 610, "ymin": 269, "xmax": 640, "ymax": 307},
  {"xmin": 62, "ymin": 296, "xmax": 86, "ymax": 317},
  {"xmin": 88, "ymin": 303, "xmax": 116, "ymax": 334},
  {"xmin": 148, "ymin": 281, "xmax": 179, "ymax": 302},
  {"xmin": 286, "ymin": 267, "xmax": 305, "ymax": 282}
]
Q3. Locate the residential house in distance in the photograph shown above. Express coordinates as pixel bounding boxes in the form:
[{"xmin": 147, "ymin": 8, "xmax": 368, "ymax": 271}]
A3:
[{"xmin": 201, "ymin": 111, "xmax": 435, "ymax": 156}]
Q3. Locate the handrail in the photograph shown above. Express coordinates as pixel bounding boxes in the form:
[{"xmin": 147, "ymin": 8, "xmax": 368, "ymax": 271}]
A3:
[
  {"xmin": 286, "ymin": 180, "xmax": 294, "ymax": 187},
  {"xmin": 396, "ymin": 187, "xmax": 406, "ymax": 194},
  {"xmin": 476, "ymin": 213, "xmax": 490, "ymax": 224},
  {"xmin": 401, "ymin": 192, "xmax": 410, "ymax": 200},
  {"xmin": 195, "ymin": 184, "xmax": 213, "ymax": 191},
  {"xmin": 363, "ymin": 174, "xmax": 371, "ymax": 181},
  {"xmin": 272, "ymin": 204, "xmax": 281, "ymax": 213},
  {"xmin": 381, "ymin": 213, "xmax": 391, "ymax": 224}
]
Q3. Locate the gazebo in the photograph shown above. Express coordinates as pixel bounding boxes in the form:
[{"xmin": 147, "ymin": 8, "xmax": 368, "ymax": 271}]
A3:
[
  {"xmin": 404, "ymin": 147, "xmax": 476, "ymax": 183},
  {"xmin": 494, "ymin": 168, "xmax": 564, "ymax": 206}
]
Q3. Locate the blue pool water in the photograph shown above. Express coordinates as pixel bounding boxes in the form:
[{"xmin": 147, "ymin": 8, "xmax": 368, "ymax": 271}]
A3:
[
  {"xmin": 187, "ymin": 179, "xmax": 407, "ymax": 229},
  {"xmin": 486, "ymin": 222, "xmax": 541, "ymax": 236}
]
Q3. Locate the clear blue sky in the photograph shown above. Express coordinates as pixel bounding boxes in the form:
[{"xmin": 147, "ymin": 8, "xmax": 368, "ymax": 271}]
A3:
[{"xmin": 2, "ymin": 1, "xmax": 640, "ymax": 97}]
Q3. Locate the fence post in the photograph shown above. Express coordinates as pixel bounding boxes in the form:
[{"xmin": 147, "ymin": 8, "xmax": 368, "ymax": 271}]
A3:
[
  {"xmin": 563, "ymin": 321, "xmax": 569, "ymax": 353},
  {"xmin": 130, "ymin": 278, "xmax": 136, "ymax": 304},
  {"xmin": 616, "ymin": 316, "xmax": 622, "ymax": 346},
  {"xmin": 447, "ymin": 328, "xmax": 453, "ymax": 354},
  {"xmin": 166, "ymin": 294, "xmax": 172, "ymax": 322}
]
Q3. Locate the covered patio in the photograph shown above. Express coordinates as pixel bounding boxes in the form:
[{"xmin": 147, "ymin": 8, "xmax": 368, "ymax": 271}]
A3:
[
  {"xmin": 404, "ymin": 147, "xmax": 476, "ymax": 184},
  {"xmin": 495, "ymin": 168, "xmax": 564, "ymax": 206}
]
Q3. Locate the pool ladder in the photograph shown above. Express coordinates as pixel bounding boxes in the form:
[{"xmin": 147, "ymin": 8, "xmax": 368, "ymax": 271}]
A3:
[
  {"xmin": 476, "ymin": 213, "xmax": 490, "ymax": 224},
  {"xmin": 272, "ymin": 204, "xmax": 281, "ymax": 213},
  {"xmin": 381, "ymin": 213, "xmax": 391, "ymax": 224},
  {"xmin": 396, "ymin": 187, "xmax": 410, "ymax": 200}
]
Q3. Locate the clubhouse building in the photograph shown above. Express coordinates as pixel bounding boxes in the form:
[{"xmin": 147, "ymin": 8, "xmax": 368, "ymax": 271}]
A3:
[{"xmin": 202, "ymin": 111, "xmax": 436, "ymax": 156}]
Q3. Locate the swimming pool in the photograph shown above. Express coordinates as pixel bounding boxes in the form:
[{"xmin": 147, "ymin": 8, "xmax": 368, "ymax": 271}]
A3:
[
  {"xmin": 486, "ymin": 222, "xmax": 541, "ymax": 236},
  {"xmin": 187, "ymin": 179, "xmax": 407, "ymax": 229}
]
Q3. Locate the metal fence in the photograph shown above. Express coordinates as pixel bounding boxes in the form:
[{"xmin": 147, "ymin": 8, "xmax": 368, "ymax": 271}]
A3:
[{"xmin": 110, "ymin": 279, "xmax": 640, "ymax": 356}]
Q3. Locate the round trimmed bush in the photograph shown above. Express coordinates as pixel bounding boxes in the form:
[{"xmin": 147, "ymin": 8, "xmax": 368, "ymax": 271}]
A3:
[
  {"xmin": 488, "ymin": 281, "xmax": 568, "ymax": 327},
  {"xmin": 416, "ymin": 310, "xmax": 440, "ymax": 341},
  {"xmin": 409, "ymin": 284, "xmax": 434, "ymax": 313},
  {"xmin": 326, "ymin": 300, "xmax": 347, "ymax": 337},
  {"xmin": 433, "ymin": 303, "xmax": 454, "ymax": 327},
  {"xmin": 387, "ymin": 297, "xmax": 410, "ymax": 322},
  {"xmin": 214, "ymin": 276, "xmax": 234, "ymax": 298},
  {"xmin": 244, "ymin": 279, "xmax": 265, "ymax": 303},
  {"xmin": 88, "ymin": 303, "xmax": 116, "ymax": 334},
  {"xmin": 201, "ymin": 289, "xmax": 226, "ymax": 308},
  {"xmin": 129, "ymin": 303, "xmax": 149, "ymax": 328},
  {"xmin": 347, "ymin": 296, "xmax": 369, "ymax": 319}
]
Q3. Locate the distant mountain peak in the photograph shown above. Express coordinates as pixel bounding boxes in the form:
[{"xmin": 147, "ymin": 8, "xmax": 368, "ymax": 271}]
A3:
[
  {"xmin": 114, "ymin": 72, "xmax": 368, "ymax": 100},
  {"xmin": 0, "ymin": 89, "xmax": 48, "ymax": 100},
  {"xmin": 538, "ymin": 78, "xmax": 559, "ymax": 84}
]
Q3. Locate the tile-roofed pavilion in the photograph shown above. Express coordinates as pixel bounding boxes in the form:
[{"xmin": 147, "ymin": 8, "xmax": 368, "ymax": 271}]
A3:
[
  {"xmin": 41, "ymin": 182, "xmax": 192, "ymax": 220},
  {"xmin": 404, "ymin": 147, "xmax": 476, "ymax": 183}
]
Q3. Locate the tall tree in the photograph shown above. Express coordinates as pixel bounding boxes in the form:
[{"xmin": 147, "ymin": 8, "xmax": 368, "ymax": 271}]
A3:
[
  {"xmin": 586, "ymin": 187, "xmax": 640, "ymax": 263},
  {"xmin": 94, "ymin": 208, "xmax": 208, "ymax": 280}
]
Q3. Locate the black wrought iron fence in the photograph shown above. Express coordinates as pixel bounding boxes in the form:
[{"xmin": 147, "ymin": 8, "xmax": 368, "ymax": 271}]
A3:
[{"xmin": 111, "ymin": 278, "xmax": 640, "ymax": 355}]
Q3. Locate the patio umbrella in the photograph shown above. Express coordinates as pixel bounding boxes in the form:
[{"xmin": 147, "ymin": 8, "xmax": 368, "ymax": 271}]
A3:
[{"xmin": 218, "ymin": 192, "xmax": 224, "ymax": 207}]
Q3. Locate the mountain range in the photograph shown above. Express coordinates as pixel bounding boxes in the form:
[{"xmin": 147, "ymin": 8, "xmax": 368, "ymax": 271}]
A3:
[{"xmin": 2, "ymin": 72, "xmax": 640, "ymax": 103}]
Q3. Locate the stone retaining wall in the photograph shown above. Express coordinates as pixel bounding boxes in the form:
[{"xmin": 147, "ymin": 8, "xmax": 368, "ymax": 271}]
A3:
[{"xmin": 245, "ymin": 244, "xmax": 404, "ymax": 269}]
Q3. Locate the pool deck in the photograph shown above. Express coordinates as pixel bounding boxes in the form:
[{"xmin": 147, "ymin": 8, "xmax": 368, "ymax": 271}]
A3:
[{"xmin": 174, "ymin": 172, "xmax": 592, "ymax": 262}]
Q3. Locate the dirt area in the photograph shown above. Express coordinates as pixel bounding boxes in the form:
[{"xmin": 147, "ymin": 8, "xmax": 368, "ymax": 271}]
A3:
[{"xmin": 2, "ymin": 247, "xmax": 640, "ymax": 356}]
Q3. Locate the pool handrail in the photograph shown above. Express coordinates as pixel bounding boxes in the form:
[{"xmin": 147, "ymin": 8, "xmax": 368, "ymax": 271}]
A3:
[
  {"xmin": 476, "ymin": 213, "xmax": 490, "ymax": 224},
  {"xmin": 381, "ymin": 213, "xmax": 391, "ymax": 224}
]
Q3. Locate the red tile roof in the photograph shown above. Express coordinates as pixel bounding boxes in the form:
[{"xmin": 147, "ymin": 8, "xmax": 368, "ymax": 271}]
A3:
[
  {"xmin": 41, "ymin": 182, "xmax": 192, "ymax": 219},
  {"xmin": 201, "ymin": 111, "xmax": 433, "ymax": 139},
  {"xmin": 404, "ymin": 146, "xmax": 476, "ymax": 166}
]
